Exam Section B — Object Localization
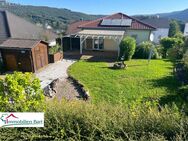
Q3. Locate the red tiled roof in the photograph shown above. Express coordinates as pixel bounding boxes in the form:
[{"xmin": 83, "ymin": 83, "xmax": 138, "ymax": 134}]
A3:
[
  {"xmin": 66, "ymin": 21, "xmax": 90, "ymax": 35},
  {"xmin": 79, "ymin": 13, "xmax": 156, "ymax": 30}
]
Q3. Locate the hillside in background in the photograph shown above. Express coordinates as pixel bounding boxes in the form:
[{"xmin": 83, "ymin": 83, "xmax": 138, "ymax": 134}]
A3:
[
  {"xmin": 1, "ymin": 2, "xmax": 188, "ymax": 33},
  {"xmin": 158, "ymin": 9, "xmax": 188, "ymax": 22},
  {"xmin": 0, "ymin": 3, "xmax": 102, "ymax": 32},
  {"xmin": 135, "ymin": 9, "xmax": 188, "ymax": 23}
]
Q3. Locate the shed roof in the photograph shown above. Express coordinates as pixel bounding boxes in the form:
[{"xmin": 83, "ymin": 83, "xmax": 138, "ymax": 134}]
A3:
[{"xmin": 0, "ymin": 38, "xmax": 46, "ymax": 49}]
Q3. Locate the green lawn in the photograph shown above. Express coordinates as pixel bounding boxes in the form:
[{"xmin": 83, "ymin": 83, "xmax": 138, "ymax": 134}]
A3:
[{"xmin": 69, "ymin": 59, "xmax": 180, "ymax": 105}]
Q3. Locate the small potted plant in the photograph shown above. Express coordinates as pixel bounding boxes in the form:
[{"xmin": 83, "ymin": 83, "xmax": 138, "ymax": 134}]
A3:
[{"xmin": 49, "ymin": 44, "xmax": 63, "ymax": 63}]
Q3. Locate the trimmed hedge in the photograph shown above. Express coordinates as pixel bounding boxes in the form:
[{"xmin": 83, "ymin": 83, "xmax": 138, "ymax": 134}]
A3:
[{"xmin": 0, "ymin": 100, "xmax": 188, "ymax": 141}]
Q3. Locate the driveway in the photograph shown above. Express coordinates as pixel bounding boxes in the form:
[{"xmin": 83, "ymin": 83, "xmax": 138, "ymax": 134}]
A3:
[{"xmin": 36, "ymin": 59, "xmax": 76, "ymax": 88}]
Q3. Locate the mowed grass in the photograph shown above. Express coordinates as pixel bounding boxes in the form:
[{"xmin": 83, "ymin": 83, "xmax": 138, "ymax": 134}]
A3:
[{"xmin": 69, "ymin": 59, "xmax": 180, "ymax": 105}]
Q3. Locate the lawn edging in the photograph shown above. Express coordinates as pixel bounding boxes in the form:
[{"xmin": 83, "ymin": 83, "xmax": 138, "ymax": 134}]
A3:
[{"xmin": 68, "ymin": 76, "xmax": 90, "ymax": 101}]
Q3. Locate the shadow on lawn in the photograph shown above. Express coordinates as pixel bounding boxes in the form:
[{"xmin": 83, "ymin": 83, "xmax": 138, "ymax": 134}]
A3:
[
  {"xmin": 101, "ymin": 63, "xmax": 149, "ymax": 70},
  {"xmin": 147, "ymin": 75, "xmax": 186, "ymax": 108},
  {"xmin": 86, "ymin": 56, "xmax": 116, "ymax": 63}
]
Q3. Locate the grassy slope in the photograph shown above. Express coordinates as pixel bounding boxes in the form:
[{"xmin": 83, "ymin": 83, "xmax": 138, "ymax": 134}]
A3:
[{"xmin": 69, "ymin": 59, "xmax": 180, "ymax": 105}]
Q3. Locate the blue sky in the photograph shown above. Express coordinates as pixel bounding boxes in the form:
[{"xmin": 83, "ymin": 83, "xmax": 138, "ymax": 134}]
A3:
[{"xmin": 9, "ymin": 0, "xmax": 188, "ymax": 15}]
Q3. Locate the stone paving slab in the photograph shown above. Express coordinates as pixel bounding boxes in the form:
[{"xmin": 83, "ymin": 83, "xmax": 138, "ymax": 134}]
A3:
[{"xmin": 36, "ymin": 59, "xmax": 76, "ymax": 88}]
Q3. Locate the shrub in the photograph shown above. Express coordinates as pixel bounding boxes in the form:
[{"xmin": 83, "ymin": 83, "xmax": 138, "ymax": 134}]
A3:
[
  {"xmin": 0, "ymin": 100, "xmax": 188, "ymax": 140},
  {"xmin": 118, "ymin": 36, "xmax": 136, "ymax": 61},
  {"xmin": 183, "ymin": 50, "xmax": 188, "ymax": 69},
  {"xmin": 49, "ymin": 44, "xmax": 61, "ymax": 55},
  {"xmin": 155, "ymin": 45, "xmax": 164, "ymax": 58},
  {"xmin": 169, "ymin": 20, "xmax": 180, "ymax": 37},
  {"xmin": 167, "ymin": 46, "xmax": 184, "ymax": 60},
  {"xmin": 134, "ymin": 41, "xmax": 159, "ymax": 59},
  {"xmin": 0, "ymin": 72, "xmax": 45, "ymax": 112},
  {"xmin": 160, "ymin": 37, "xmax": 184, "ymax": 58}
]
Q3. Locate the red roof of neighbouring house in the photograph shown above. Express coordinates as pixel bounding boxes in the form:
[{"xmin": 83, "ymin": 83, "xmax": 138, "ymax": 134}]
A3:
[
  {"xmin": 79, "ymin": 13, "xmax": 156, "ymax": 30},
  {"xmin": 66, "ymin": 21, "xmax": 90, "ymax": 35}
]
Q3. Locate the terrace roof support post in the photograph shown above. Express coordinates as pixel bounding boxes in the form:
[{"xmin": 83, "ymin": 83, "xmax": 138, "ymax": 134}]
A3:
[
  {"xmin": 80, "ymin": 36, "xmax": 83, "ymax": 54},
  {"xmin": 79, "ymin": 35, "xmax": 89, "ymax": 54},
  {"xmin": 118, "ymin": 45, "xmax": 120, "ymax": 57},
  {"xmin": 70, "ymin": 36, "xmax": 72, "ymax": 50},
  {"xmin": 118, "ymin": 35, "xmax": 124, "ymax": 57},
  {"xmin": 98, "ymin": 36, "xmax": 100, "ymax": 50},
  {"xmin": 92, "ymin": 37, "xmax": 95, "ymax": 49}
]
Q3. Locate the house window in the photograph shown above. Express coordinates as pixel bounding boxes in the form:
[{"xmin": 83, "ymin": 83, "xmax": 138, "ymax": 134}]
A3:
[{"xmin": 94, "ymin": 38, "xmax": 104, "ymax": 50}]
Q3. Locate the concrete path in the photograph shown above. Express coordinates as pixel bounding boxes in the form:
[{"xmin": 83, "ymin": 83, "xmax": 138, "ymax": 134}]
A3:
[{"xmin": 36, "ymin": 59, "xmax": 76, "ymax": 88}]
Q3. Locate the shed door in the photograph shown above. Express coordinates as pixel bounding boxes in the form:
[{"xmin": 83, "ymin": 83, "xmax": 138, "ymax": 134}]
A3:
[
  {"xmin": 34, "ymin": 45, "xmax": 47, "ymax": 71},
  {"xmin": 18, "ymin": 53, "xmax": 32, "ymax": 72},
  {"xmin": 5, "ymin": 54, "xmax": 17, "ymax": 71}
]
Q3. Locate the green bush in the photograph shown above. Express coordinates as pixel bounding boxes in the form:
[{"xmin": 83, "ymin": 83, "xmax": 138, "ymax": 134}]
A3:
[
  {"xmin": 156, "ymin": 45, "xmax": 164, "ymax": 58},
  {"xmin": 0, "ymin": 100, "xmax": 187, "ymax": 140},
  {"xmin": 168, "ymin": 20, "xmax": 180, "ymax": 37},
  {"xmin": 134, "ymin": 41, "xmax": 159, "ymax": 59},
  {"xmin": 183, "ymin": 50, "xmax": 188, "ymax": 69},
  {"xmin": 167, "ymin": 47, "xmax": 184, "ymax": 60},
  {"xmin": 0, "ymin": 72, "xmax": 45, "ymax": 112},
  {"xmin": 118, "ymin": 36, "xmax": 136, "ymax": 61},
  {"xmin": 49, "ymin": 44, "xmax": 61, "ymax": 55},
  {"xmin": 183, "ymin": 50, "xmax": 188, "ymax": 81},
  {"xmin": 160, "ymin": 37, "xmax": 184, "ymax": 58}
]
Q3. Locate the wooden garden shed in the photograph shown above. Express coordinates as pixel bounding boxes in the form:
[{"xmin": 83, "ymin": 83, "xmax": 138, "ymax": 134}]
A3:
[{"xmin": 0, "ymin": 39, "xmax": 49, "ymax": 72}]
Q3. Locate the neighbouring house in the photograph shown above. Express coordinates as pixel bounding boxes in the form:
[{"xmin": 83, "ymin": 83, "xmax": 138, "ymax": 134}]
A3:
[
  {"xmin": 184, "ymin": 23, "xmax": 188, "ymax": 36},
  {"xmin": 0, "ymin": 39, "xmax": 49, "ymax": 72},
  {"xmin": 142, "ymin": 18, "xmax": 170, "ymax": 44},
  {"xmin": 64, "ymin": 13, "xmax": 156, "ymax": 55},
  {"xmin": 0, "ymin": 10, "xmax": 57, "ymax": 45},
  {"xmin": 0, "ymin": 10, "xmax": 57, "ymax": 72}
]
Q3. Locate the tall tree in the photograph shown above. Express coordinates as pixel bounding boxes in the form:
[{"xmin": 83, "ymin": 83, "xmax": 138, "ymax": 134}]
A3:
[{"xmin": 169, "ymin": 20, "xmax": 180, "ymax": 37}]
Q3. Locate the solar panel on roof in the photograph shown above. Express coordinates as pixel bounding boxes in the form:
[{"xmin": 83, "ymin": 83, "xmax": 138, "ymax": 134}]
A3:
[
  {"xmin": 121, "ymin": 19, "xmax": 132, "ymax": 26},
  {"xmin": 111, "ymin": 19, "xmax": 122, "ymax": 26},
  {"xmin": 101, "ymin": 19, "xmax": 111, "ymax": 26},
  {"xmin": 101, "ymin": 19, "xmax": 132, "ymax": 26}
]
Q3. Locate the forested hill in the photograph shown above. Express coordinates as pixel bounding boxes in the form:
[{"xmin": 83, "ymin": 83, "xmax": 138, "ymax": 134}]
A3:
[
  {"xmin": 0, "ymin": 3, "xmax": 102, "ymax": 31},
  {"xmin": 1, "ymin": 2, "xmax": 188, "ymax": 32}
]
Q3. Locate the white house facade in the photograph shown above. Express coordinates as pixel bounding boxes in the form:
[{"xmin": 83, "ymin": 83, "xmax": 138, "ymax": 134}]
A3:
[{"xmin": 142, "ymin": 18, "xmax": 170, "ymax": 44}]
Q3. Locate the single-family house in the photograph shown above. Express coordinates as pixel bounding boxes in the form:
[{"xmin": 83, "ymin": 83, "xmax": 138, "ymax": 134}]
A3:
[
  {"xmin": 141, "ymin": 18, "xmax": 170, "ymax": 44},
  {"xmin": 0, "ymin": 10, "xmax": 57, "ymax": 72},
  {"xmin": 64, "ymin": 13, "xmax": 156, "ymax": 55}
]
